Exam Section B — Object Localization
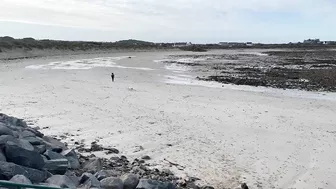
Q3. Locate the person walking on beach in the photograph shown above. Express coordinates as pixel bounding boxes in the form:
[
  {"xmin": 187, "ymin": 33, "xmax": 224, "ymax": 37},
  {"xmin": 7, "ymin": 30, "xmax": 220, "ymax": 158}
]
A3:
[{"xmin": 111, "ymin": 73, "xmax": 115, "ymax": 82}]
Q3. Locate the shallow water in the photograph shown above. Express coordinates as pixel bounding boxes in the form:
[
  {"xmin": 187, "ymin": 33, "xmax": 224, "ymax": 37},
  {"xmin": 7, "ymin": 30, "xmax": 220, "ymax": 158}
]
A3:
[{"xmin": 25, "ymin": 56, "xmax": 154, "ymax": 71}]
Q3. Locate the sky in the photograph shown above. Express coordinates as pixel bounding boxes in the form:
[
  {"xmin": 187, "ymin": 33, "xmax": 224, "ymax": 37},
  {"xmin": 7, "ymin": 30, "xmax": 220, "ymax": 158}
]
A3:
[{"xmin": 0, "ymin": 0, "xmax": 336, "ymax": 43}]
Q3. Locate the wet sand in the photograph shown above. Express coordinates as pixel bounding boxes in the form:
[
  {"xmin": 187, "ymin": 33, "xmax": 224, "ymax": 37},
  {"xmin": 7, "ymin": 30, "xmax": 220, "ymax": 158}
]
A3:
[{"xmin": 1, "ymin": 50, "xmax": 336, "ymax": 188}]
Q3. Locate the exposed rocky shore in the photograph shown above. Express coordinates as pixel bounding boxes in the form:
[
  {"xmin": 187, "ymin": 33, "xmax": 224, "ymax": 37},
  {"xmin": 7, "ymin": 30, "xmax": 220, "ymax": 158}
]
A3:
[
  {"xmin": 162, "ymin": 50, "xmax": 336, "ymax": 92},
  {"xmin": 1, "ymin": 113, "xmax": 249, "ymax": 189}
]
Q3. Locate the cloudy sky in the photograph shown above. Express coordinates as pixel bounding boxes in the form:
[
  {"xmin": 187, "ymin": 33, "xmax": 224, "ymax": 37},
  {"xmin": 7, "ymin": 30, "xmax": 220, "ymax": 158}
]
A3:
[{"xmin": 0, "ymin": 0, "xmax": 335, "ymax": 43}]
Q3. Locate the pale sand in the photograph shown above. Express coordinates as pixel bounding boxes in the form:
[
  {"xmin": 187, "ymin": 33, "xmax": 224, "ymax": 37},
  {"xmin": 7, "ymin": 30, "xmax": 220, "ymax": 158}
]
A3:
[{"xmin": 1, "ymin": 50, "xmax": 336, "ymax": 188}]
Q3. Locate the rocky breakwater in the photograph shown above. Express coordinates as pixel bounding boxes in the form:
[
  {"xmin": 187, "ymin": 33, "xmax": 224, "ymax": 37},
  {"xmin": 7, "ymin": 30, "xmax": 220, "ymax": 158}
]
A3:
[{"xmin": 0, "ymin": 113, "xmax": 234, "ymax": 189}]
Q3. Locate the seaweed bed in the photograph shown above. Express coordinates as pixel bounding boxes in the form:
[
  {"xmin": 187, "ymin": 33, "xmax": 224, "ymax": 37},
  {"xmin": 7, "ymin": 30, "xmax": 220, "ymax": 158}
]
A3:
[{"xmin": 164, "ymin": 50, "xmax": 336, "ymax": 92}]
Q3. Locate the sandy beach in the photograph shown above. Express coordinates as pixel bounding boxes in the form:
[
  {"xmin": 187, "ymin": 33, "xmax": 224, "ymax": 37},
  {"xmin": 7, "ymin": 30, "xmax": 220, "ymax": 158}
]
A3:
[{"xmin": 1, "ymin": 50, "xmax": 336, "ymax": 188}]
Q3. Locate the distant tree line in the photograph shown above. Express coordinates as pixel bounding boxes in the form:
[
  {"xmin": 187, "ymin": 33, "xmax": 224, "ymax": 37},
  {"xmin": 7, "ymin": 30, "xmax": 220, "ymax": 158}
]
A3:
[
  {"xmin": 0, "ymin": 37, "xmax": 159, "ymax": 51},
  {"xmin": 179, "ymin": 45, "xmax": 207, "ymax": 52}
]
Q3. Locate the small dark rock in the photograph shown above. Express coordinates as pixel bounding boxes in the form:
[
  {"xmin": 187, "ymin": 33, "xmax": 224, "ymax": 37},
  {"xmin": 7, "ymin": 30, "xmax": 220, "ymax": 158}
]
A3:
[
  {"xmin": 133, "ymin": 146, "xmax": 144, "ymax": 153},
  {"xmin": 51, "ymin": 148, "xmax": 63, "ymax": 153},
  {"xmin": 42, "ymin": 155, "xmax": 48, "ymax": 162},
  {"xmin": 33, "ymin": 126, "xmax": 41, "ymax": 130},
  {"xmin": 59, "ymin": 135, "xmax": 66, "ymax": 140},
  {"xmin": 5, "ymin": 141, "xmax": 45, "ymax": 169},
  {"xmin": 44, "ymin": 159, "xmax": 69, "ymax": 174},
  {"xmin": 141, "ymin": 155, "xmax": 151, "ymax": 160},
  {"xmin": 46, "ymin": 175, "xmax": 77, "ymax": 188},
  {"xmin": 43, "ymin": 136, "xmax": 67, "ymax": 152},
  {"xmin": 12, "ymin": 131, "xmax": 20, "ymax": 138},
  {"xmin": 24, "ymin": 136, "xmax": 43, "ymax": 145},
  {"xmin": 0, "ymin": 113, "xmax": 27, "ymax": 128},
  {"xmin": 0, "ymin": 125, "xmax": 14, "ymax": 136},
  {"xmin": 109, "ymin": 155, "xmax": 130, "ymax": 168},
  {"xmin": 34, "ymin": 144, "xmax": 47, "ymax": 154},
  {"xmin": 91, "ymin": 142, "xmax": 104, "ymax": 152},
  {"xmin": 44, "ymin": 149, "xmax": 66, "ymax": 160},
  {"xmin": 80, "ymin": 173, "xmax": 101, "ymax": 188},
  {"xmin": 138, "ymin": 160, "xmax": 145, "ymax": 164},
  {"xmin": 95, "ymin": 170, "xmax": 109, "ymax": 181},
  {"xmin": 78, "ymin": 154, "xmax": 89, "ymax": 162},
  {"xmin": 26, "ymin": 127, "xmax": 44, "ymax": 138},
  {"xmin": 131, "ymin": 166, "xmax": 145, "ymax": 175},
  {"xmin": 110, "ymin": 156, "xmax": 120, "ymax": 161},
  {"xmin": 21, "ymin": 130, "xmax": 36, "ymax": 138},
  {"xmin": 0, "ymin": 135, "xmax": 36, "ymax": 151},
  {"xmin": 189, "ymin": 177, "xmax": 201, "ymax": 182},
  {"xmin": 136, "ymin": 179, "xmax": 176, "ymax": 189},
  {"xmin": 182, "ymin": 181, "xmax": 199, "ymax": 189},
  {"xmin": 64, "ymin": 170, "xmax": 80, "ymax": 186},
  {"xmin": 241, "ymin": 183, "xmax": 249, "ymax": 189},
  {"xmin": 122, "ymin": 174, "xmax": 139, "ymax": 189},
  {"xmin": 95, "ymin": 170, "xmax": 120, "ymax": 181},
  {"xmin": 0, "ymin": 161, "xmax": 50, "ymax": 183},
  {"xmin": 0, "ymin": 149, "xmax": 6, "ymax": 161},
  {"xmin": 9, "ymin": 174, "xmax": 32, "ymax": 185},
  {"xmin": 100, "ymin": 177, "xmax": 123, "ymax": 189},
  {"xmin": 120, "ymin": 156, "xmax": 128, "ymax": 161},
  {"xmin": 83, "ymin": 158, "xmax": 103, "ymax": 173},
  {"xmin": 104, "ymin": 147, "xmax": 119, "ymax": 154},
  {"xmin": 61, "ymin": 149, "xmax": 80, "ymax": 169},
  {"xmin": 0, "ymin": 135, "xmax": 15, "ymax": 147},
  {"xmin": 162, "ymin": 169, "xmax": 173, "ymax": 176},
  {"xmin": 88, "ymin": 154, "xmax": 96, "ymax": 158},
  {"xmin": 78, "ymin": 147, "xmax": 91, "ymax": 153},
  {"xmin": 17, "ymin": 139, "xmax": 35, "ymax": 151},
  {"xmin": 201, "ymin": 186, "xmax": 215, "ymax": 189}
]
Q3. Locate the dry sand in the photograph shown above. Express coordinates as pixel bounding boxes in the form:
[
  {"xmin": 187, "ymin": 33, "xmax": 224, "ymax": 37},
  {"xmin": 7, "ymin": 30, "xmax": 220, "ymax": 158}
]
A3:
[{"xmin": 1, "ymin": 50, "xmax": 336, "ymax": 189}]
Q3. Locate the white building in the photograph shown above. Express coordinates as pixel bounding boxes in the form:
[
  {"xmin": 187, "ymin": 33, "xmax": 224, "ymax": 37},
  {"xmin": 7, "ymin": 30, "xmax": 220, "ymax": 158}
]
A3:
[
  {"xmin": 218, "ymin": 42, "xmax": 229, "ymax": 46},
  {"xmin": 246, "ymin": 42, "xmax": 253, "ymax": 46},
  {"xmin": 173, "ymin": 42, "xmax": 192, "ymax": 48}
]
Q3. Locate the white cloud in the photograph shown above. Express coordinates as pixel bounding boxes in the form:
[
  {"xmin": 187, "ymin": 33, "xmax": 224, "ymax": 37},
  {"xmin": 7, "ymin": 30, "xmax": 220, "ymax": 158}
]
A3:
[{"xmin": 0, "ymin": 0, "xmax": 335, "ymax": 42}]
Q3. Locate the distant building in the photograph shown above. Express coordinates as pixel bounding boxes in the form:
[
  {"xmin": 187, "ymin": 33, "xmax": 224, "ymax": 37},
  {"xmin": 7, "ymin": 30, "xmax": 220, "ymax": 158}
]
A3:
[
  {"xmin": 173, "ymin": 42, "xmax": 192, "ymax": 47},
  {"xmin": 246, "ymin": 42, "xmax": 253, "ymax": 46},
  {"xmin": 219, "ymin": 42, "xmax": 229, "ymax": 46},
  {"xmin": 228, "ymin": 42, "xmax": 245, "ymax": 46},
  {"xmin": 303, "ymin": 39, "xmax": 320, "ymax": 44},
  {"xmin": 322, "ymin": 41, "xmax": 336, "ymax": 45}
]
